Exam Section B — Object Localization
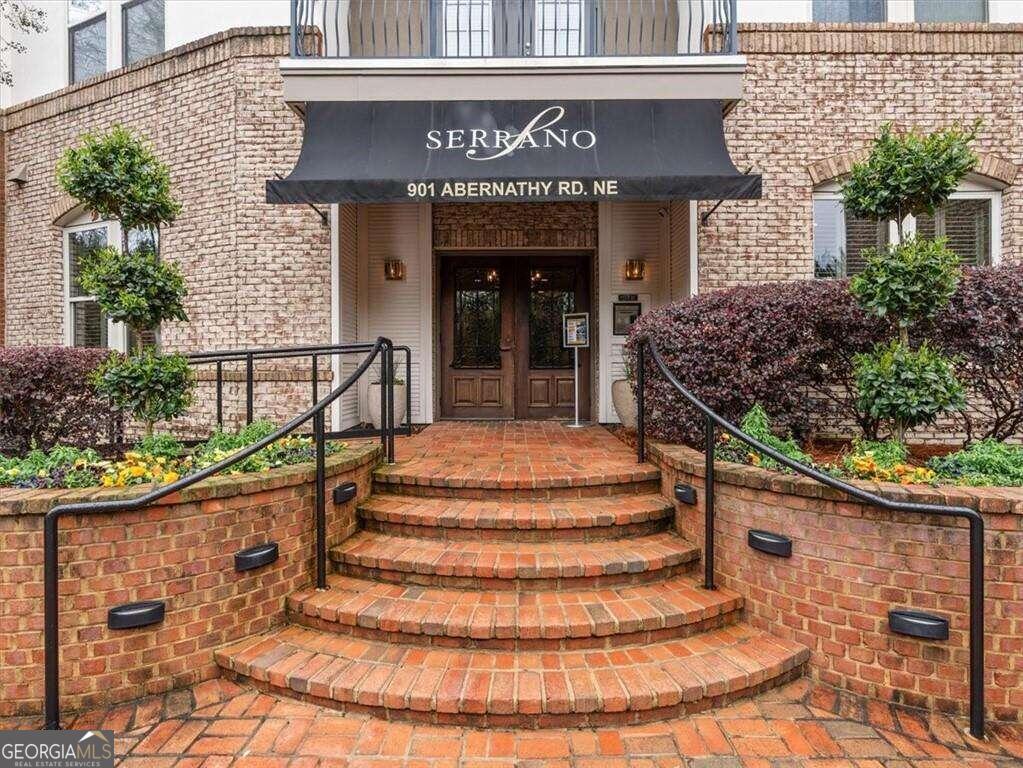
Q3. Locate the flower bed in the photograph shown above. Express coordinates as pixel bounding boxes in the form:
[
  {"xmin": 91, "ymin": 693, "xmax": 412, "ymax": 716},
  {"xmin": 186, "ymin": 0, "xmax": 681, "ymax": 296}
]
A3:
[
  {"xmin": 713, "ymin": 405, "xmax": 1023, "ymax": 487},
  {"xmin": 1, "ymin": 421, "xmax": 345, "ymax": 490}
]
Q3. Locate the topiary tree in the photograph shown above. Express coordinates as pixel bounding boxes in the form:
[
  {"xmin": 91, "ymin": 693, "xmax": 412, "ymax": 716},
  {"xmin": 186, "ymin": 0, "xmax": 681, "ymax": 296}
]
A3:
[
  {"xmin": 57, "ymin": 125, "xmax": 193, "ymax": 436},
  {"xmin": 842, "ymin": 122, "xmax": 976, "ymax": 443}
]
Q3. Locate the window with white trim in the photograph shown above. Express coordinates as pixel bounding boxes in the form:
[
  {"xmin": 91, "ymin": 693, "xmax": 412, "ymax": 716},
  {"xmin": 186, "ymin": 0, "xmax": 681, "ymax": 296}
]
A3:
[
  {"xmin": 65, "ymin": 220, "xmax": 117, "ymax": 349},
  {"xmin": 813, "ymin": 180, "xmax": 1000, "ymax": 279},
  {"xmin": 63, "ymin": 217, "xmax": 160, "ymax": 351}
]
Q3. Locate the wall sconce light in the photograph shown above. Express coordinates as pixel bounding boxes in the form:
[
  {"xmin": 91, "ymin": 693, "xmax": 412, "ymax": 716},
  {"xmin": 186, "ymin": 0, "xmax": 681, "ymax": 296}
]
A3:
[
  {"xmin": 624, "ymin": 259, "xmax": 646, "ymax": 281},
  {"xmin": 384, "ymin": 259, "xmax": 406, "ymax": 280}
]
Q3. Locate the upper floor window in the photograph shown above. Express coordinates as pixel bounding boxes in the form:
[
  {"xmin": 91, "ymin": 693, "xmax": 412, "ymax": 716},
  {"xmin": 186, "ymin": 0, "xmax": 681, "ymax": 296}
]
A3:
[
  {"xmin": 69, "ymin": 1, "xmax": 106, "ymax": 84},
  {"xmin": 914, "ymin": 0, "xmax": 987, "ymax": 22},
  {"xmin": 123, "ymin": 0, "xmax": 165, "ymax": 66},
  {"xmin": 813, "ymin": 181, "xmax": 1000, "ymax": 278},
  {"xmin": 812, "ymin": 0, "xmax": 886, "ymax": 22}
]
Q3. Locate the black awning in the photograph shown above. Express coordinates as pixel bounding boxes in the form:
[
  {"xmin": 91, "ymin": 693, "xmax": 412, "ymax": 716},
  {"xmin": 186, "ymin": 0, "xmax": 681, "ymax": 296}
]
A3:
[{"xmin": 267, "ymin": 100, "xmax": 760, "ymax": 204}]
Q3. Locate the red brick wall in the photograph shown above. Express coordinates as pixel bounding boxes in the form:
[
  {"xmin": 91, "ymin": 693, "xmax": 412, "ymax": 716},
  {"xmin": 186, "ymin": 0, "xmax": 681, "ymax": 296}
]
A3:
[
  {"xmin": 0, "ymin": 444, "xmax": 379, "ymax": 718},
  {"xmin": 702, "ymin": 24, "xmax": 1023, "ymax": 291},
  {"xmin": 651, "ymin": 442, "xmax": 1023, "ymax": 723}
]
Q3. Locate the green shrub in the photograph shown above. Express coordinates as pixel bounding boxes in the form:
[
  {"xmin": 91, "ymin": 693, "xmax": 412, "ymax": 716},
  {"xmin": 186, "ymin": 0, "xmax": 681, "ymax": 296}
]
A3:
[
  {"xmin": 57, "ymin": 125, "xmax": 193, "ymax": 435},
  {"xmin": 928, "ymin": 440, "xmax": 1023, "ymax": 486},
  {"xmin": 850, "ymin": 237, "xmax": 962, "ymax": 333},
  {"xmin": 715, "ymin": 405, "xmax": 814, "ymax": 472},
  {"xmin": 79, "ymin": 244, "xmax": 188, "ymax": 342},
  {"xmin": 92, "ymin": 350, "xmax": 194, "ymax": 436},
  {"xmin": 133, "ymin": 432, "xmax": 184, "ymax": 460},
  {"xmin": 842, "ymin": 122, "xmax": 976, "ymax": 446},
  {"xmin": 55, "ymin": 125, "xmax": 181, "ymax": 234},
  {"xmin": 842, "ymin": 122, "xmax": 978, "ymax": 233},
  {"xmin": 854, "ymin": 340, "xmax": 965, "ymax": 436}
]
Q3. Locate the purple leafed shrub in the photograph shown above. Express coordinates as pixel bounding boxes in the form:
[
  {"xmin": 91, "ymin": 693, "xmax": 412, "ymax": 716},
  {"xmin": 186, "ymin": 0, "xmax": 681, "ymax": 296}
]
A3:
[
  {"xmin": 625, "ymin": 280, "xmax": 883, "ymax": 446},
  {"xmin": 626, "ymin": 266, "xmax": 1023, "ymax": 447},
  {"xmin": 0, "ymin": 346, "xmax": 124, "ymax": 454},
  {"xmin": 929, "ymin": 265, "xmax": 1023, "ymax": 443}
]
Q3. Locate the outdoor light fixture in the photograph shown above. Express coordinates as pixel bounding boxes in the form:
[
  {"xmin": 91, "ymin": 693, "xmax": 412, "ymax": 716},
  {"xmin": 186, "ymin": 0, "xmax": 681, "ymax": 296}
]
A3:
[
  {"xmin": 624, "ymin": 259, "xmax": 646, "ymax": 280},
  {"xmin": 384, "ymin": 259, "xmax": 406, "ymax": 280}
]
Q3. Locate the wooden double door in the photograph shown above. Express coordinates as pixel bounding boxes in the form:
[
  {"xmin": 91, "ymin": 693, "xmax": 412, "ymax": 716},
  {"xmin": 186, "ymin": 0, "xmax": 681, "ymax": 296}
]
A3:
[{"xmin": 440, "ymin": 253, "xmax": 591, "ymax": 420}]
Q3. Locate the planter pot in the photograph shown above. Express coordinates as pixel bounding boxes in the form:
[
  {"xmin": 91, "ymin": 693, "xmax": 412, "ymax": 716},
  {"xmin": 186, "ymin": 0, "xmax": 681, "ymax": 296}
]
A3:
[
  {"xmin": 368, "ymin": 383, "xmax": 408, "ymax": 430},
  {"xmin": 612, "ymin": 379, "xmax": 637, "ymax": 429}
]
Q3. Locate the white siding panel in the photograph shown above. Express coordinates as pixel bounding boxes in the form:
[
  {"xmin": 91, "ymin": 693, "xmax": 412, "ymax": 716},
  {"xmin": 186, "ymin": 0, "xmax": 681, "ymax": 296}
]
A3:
[
  {"xmin": 599, "ymin": 202, "xmax": 669, "ymax": 423},
  {"xmin": 339, "ymin": 204, "xmax": 360, "ymax": 427},
  {"xmin": 359, "ymin": 203, "xmax": 431, "ymax": 423}
]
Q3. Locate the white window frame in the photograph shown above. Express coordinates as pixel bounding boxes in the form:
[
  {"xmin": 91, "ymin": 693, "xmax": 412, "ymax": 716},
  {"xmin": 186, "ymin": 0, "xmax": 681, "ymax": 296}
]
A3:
[
  {"xmin": 812, "ymin": 177, "xmax": 1001, "ymax": 277},
  {"xmin": 62, "ymin": 217, "xmax": 130, "ymax": 352}
]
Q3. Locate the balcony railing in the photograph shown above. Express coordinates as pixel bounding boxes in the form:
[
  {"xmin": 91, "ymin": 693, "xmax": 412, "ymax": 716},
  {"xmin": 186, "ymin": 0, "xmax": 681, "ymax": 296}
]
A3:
[{"xmin": 290, "ymin": 0, "xmax": 739, "ymax": 59}]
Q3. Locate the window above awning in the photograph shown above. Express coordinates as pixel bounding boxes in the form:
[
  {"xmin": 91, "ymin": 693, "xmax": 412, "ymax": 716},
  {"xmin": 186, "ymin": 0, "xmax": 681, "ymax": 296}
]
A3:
[{"xmin": 267, "ymin": 99, "xmax": 760, "ymax": 204}]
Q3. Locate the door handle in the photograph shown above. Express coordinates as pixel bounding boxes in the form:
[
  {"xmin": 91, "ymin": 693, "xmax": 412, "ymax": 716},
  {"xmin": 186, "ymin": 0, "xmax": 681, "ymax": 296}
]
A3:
[{"xmin": 500, "ymin": 345, "xmax": 512, "ymax": 351}]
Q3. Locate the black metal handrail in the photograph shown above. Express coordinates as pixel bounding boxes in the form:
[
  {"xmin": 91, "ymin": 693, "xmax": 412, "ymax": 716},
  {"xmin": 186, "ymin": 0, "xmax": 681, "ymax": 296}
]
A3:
[
  {"xmin": 291, "ymin": 0, "xmax": 739, "ymax": 59},
  {"xmin": 185, "ymin": 342, "xmax": 413, "ymax": 438},
  {"xmin": 635, "ymin": 337, "xmax": 986, "ymax": 740},
  {"xmin": 43, "ymin": 337, "xmax": 398, "ymax": 730}
]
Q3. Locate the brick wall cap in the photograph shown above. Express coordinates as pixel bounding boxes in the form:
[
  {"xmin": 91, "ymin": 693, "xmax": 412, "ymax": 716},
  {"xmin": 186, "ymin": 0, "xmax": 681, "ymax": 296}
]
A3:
[
  {"xmin": 0, "ymin": 442, "xmax": 380, "ymax": 516},
  {"xmin": 738, "ymin": 23, "xmax": 1023, "ymax": 33},
  {"xmin": 649, "ymin": 441, "xmax": 1023, "ymax": 515},
  {"xmin": 808, "ymin": 148, "xmax": 1017, "ymax": 187},
  {"xmin": 737, "ymin": 22, "xmax": 1023, "ymax": 55}
]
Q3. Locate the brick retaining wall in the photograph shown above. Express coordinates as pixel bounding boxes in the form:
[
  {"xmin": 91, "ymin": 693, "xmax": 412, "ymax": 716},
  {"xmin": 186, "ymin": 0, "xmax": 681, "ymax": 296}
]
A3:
[
  {"xmin": 0, "ymin": 443, "xmax": 380, "ymax": 717},
  {"xmin": 650, "ymin": 441, "xmax": 1023, "ymax": 723}
]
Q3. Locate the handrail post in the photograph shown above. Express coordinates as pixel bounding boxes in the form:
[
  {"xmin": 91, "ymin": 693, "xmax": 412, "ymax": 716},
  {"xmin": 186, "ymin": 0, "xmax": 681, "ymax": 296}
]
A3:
[
  {"xmin": 245, "ymin": 352, "xmax": 254, "ymax": 425},
  {"xmin": 636, "ymin": 342, "xmax": 645, "ymax": 463},
  {"xmin": 379, "ymin": 352, "xmax": 388, "ymax": 456},
  {"xmin": 313, "ymin": 409, "xmax": 327, "ymax": 590},
  {"xmin": 703, "ymin": 414, "xmax": 716, "ymax": 590},
  {"xmin": 43, "ymin": 513, "xmax": 60, "ymax": 730},
  {"xmin": 969, "ymin": 515, "xmax": 985, "ymax": 740},
  {"xmin": 404, "ymin": 348, "xmax": 412, "ymax": 435},
  {"xmin": 386, "ymin": 343, "xmax": 396, "ymax": 463},
  {"xmin": 312, "ymin": 354, "xmax": 319, "ymax": 406},
  {"xmin": 215, "ymin": 360, "xmax": 223, "ymax": 429}
]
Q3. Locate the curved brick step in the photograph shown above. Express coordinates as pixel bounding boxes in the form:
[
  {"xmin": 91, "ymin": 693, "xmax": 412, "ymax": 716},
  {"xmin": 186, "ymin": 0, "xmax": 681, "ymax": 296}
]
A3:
[
  {"xmin": 215, "ymin": 623, "xmax": 810, "ymax": 727},
  {"xmin": 357, "ymin": 493, "xmax": 674, "ymax": 541},
  {"xmin": 329, "ymin": 531, "xmax": 700, "ymax": 590},
  {"xmin": 372, "ymin": 463, "xmax": 661, "ymax": 501},
  {"xmin": 287, "ymin": 574, "xmax": 743, "ymax": 649}
]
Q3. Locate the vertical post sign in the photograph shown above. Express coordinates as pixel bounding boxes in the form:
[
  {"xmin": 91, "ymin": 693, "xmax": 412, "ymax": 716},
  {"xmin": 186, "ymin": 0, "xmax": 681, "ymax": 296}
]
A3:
[{"xmin": 562, "ymin": 312, "xmax": 590, "ymax": 428}]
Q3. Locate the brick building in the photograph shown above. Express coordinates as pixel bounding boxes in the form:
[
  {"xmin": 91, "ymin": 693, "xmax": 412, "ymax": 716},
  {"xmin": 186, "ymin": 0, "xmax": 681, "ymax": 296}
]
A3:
[{"xmin": 1, "ymin": 3, "xmax": 1020, "ymax": 431}]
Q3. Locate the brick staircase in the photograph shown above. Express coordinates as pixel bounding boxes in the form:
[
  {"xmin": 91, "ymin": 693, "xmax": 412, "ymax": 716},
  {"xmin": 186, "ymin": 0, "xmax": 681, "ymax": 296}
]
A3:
[{"xmin": 216, "ymin": 423, "xmax": 809, "ymax": 727}]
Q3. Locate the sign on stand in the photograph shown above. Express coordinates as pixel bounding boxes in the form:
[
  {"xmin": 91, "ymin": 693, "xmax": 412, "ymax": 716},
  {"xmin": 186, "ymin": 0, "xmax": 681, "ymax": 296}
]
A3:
[{"xmin": 562, "ymin": 312, "xmax": 590, "ymax": 428}]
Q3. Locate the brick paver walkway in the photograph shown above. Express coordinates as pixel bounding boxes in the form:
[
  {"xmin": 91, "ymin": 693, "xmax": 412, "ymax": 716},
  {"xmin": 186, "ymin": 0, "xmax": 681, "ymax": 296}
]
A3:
[{"xmin": 10, "ymin": 678, "xmax": 1020, "ymax": 767}]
